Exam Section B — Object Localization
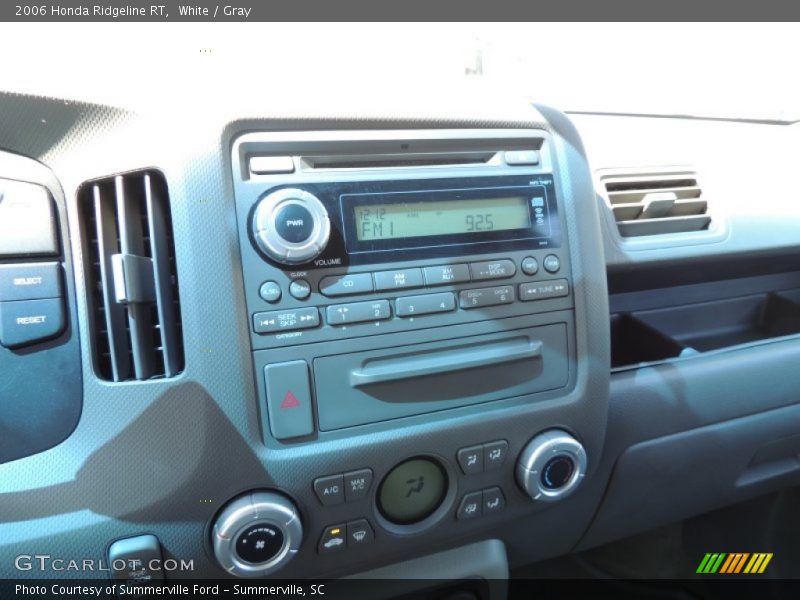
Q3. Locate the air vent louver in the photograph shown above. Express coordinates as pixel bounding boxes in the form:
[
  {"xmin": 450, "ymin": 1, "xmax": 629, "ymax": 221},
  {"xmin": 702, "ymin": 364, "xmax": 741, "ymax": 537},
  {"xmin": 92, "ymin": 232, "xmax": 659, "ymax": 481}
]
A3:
[
  {"xmin": 79, "ymin": 170, "xmax": 184, "ymax": 381},
  {"xmin": 599, "ymin": 169, "xmax": 711, "ymax": 237}
]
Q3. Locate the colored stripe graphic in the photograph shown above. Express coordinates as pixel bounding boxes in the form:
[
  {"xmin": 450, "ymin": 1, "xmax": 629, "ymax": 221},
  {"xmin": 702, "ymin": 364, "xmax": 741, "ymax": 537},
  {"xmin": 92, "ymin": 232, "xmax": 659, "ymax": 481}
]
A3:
[
  {"xmin": 697, "ymin": 553, "xmax": 727, "ymax": 573},
  {"xmin": 698, "ymin": 552, "xmax": 773, "ymax": 574}
]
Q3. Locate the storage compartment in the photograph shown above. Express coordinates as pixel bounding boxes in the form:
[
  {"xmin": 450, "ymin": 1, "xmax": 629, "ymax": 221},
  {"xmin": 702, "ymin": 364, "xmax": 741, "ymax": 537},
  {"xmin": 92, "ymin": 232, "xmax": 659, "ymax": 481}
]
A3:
[
  {"xmin": 313, "ymin": 323, "xmax": 569, "ymax": 430},
  {"xmin": 581, "ymin": 402, "xmax": 800, "ymax": 549},
  {"xmin": 610, "ymin": 314, "xmax": 686, "ymax": 368},
  {"xmin": 611, "ymin": 290, "xmax": 800, "ymax": 368}
]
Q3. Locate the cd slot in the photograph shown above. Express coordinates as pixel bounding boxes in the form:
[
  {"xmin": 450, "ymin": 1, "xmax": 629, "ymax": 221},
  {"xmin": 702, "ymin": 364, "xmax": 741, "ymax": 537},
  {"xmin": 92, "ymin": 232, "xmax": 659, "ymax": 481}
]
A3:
[{"xmin": 301, "ymin": 151, "xmax": 499, "ymax": 171}]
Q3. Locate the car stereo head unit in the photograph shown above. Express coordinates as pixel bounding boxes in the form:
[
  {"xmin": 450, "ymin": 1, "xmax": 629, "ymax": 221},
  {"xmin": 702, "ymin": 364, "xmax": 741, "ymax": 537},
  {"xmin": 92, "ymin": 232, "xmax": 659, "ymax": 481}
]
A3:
[
  {"xmin": 231, "ymin": 129, "xmax": 573, "ymax": 353},
  {"xmin": 250, "ymin": 174, "xmax": 561, "ymax": 269}
]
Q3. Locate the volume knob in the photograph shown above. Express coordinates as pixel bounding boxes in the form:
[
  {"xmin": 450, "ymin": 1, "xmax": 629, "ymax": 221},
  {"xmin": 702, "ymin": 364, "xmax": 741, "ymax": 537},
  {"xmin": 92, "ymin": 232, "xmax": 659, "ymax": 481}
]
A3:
[
  {"xmin": 252, "ymin": 188, "xmax": 330, "ymax": 265},
  {"xmin": 212, "ymin": 491, "xmax": 302, "ymax": 577}
]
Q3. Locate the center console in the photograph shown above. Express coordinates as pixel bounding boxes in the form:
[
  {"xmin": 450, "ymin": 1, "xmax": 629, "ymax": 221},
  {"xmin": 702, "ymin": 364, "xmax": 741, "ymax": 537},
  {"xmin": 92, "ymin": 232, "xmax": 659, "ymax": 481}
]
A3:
[{"xmin": 211, "ymin": 125, "xmax": 610, "ymax": 578}]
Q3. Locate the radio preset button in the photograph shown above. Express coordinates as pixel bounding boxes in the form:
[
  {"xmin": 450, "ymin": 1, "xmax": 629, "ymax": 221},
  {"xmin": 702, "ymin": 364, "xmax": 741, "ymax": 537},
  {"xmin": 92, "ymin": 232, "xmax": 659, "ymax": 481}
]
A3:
[
  {"xmin": 326, "ymin": 300, "xmax": 391, "ymax": 325},
  {"xmin": 543, "ymin": 254, "xmax": 561, "ymax": 273},
  {"xmin": 254, "ymin": 307, "xmax": 320, "ymax": 333},
  {"xmin": 373, "ymin": 268, "xmax": 424, "ymax": 292},
  {"xmin": 521, "ymin": 256, "xmax": 539, "ymax": 276},
  {"xmin": 319, "ymin": 273, "xmax": 373, "ymax": 297},
  {"xmin": 395, "ymin": 292, "xmax": 455, "ymax": 317},
  {"xmin": 259, "ymin": 281, "xmax": 282, "ymax": 303},
  {"xmin": 289, "ymin": 279, "xmax": 312, "ymax": 300},
  {"xmin": 469, "ymin": 259, "xmax": 516, "ymax": 281},
  {"xmin": 422, "ymin": 264, "xmax": 470, "ymax": 286},
  {"xmin": 519, "ymin": 279, "xmax": 569, "ymax": 302},
  {"xmin": 459, "ymin": 285, "xmax": 514, "ymax": 309}
]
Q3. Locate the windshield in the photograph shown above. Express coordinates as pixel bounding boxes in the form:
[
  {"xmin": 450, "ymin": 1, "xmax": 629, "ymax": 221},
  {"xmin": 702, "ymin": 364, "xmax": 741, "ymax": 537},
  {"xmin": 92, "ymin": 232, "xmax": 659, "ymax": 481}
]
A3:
[{"xmin": 2, "ymin": 22, "xmax": 798, "ymax": 122}]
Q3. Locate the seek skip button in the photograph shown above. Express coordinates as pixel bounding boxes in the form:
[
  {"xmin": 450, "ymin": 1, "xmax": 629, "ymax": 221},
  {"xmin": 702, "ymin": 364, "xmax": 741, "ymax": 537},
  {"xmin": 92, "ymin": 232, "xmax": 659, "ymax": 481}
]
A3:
[{"xmin": 253, "ymin": 307, "xmax": 319, "ymax": 334}]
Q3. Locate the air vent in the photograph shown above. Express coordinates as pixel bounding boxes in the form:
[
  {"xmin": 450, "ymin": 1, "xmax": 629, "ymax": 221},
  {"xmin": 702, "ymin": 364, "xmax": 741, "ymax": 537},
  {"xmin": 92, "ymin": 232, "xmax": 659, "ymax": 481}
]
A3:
[
  {"xmin": 79, "ymin": 170, "xmax": 183, "ymax": 382},
  {"xmin": 599, "ymin": 168, "xmax": 711, "ymax": 237}
]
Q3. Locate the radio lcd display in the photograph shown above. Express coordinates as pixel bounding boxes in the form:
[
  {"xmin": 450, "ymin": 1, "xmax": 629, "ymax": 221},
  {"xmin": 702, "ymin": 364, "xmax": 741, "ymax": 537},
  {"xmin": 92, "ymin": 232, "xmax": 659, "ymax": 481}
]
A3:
[{"xmin": 354, "ymin": 196, "xmax": 533, "ymax": 241}]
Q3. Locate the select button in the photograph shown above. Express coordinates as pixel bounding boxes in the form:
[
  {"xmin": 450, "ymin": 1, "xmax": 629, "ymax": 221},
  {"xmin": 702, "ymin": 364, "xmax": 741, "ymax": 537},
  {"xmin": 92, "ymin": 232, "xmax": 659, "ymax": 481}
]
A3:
[{"xmin": 0, "ymin": 262, "xmax": 62, "ymax": 302}]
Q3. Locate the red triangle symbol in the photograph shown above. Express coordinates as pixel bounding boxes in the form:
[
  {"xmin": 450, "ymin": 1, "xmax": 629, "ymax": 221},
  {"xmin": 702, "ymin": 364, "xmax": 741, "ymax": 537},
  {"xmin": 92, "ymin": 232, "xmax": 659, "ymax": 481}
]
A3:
[{"xmin": 280, "ymin": 391, "xmax": 301, "ymax": 409}]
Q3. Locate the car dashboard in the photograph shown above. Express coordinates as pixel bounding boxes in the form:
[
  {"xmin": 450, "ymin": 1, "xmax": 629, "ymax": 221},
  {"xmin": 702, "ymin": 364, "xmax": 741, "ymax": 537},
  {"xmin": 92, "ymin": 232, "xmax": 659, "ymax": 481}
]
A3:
[{"xmin": 2, "ymin": 90, "xmax": 800, "ymax": 588}]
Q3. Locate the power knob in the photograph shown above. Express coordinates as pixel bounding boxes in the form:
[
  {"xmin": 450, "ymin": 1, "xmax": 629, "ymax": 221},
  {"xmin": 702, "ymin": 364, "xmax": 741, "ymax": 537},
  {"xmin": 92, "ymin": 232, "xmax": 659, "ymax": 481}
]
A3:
[
  {"xmin": 212, "ymin": 491, "xmax": 302, "ymax": 577},
  {"xmin": 516, "ymin": 430, "xmax": 587, "ymax": 502},
  {"xmin": 252, "ymin": 188, "xmax": 330, "ymax": 265}
]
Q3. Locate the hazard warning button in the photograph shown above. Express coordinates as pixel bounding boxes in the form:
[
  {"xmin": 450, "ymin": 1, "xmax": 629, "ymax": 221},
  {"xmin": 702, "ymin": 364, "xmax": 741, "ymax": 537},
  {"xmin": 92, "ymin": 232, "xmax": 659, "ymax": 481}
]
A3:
[{"xmin": 264, "ymin": 360, "xmax": 314, "ymax": 440}]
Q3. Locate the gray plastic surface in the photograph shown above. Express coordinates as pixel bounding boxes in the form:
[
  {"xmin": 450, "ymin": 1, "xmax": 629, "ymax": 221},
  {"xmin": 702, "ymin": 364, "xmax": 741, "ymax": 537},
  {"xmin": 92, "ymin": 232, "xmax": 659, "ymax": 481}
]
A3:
[
  {"xmin": 0, "ymin": 150, "xmax": 82, "ymax": 464},
  {"xmin": 0, "ymin": 92, "xmax": 610, "ymax": 580},
  {"xmin": 315, "ymin": 324, "xmax": 567, "ymax": 430}
]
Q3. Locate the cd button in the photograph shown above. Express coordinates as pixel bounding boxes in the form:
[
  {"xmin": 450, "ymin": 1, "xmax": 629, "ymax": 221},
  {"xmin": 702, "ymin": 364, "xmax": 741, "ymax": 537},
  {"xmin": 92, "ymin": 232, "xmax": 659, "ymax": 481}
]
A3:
[
  {"xmin": 469, "ymin": 259, "xmax": 516, "ymax": 281},
  {"xmin": 319, "ymin": 273, "xmax": 373, "ymax": 297},
  {"xmin": 373, "ymin": 268, "xmax": 424, "ymax": 291}
]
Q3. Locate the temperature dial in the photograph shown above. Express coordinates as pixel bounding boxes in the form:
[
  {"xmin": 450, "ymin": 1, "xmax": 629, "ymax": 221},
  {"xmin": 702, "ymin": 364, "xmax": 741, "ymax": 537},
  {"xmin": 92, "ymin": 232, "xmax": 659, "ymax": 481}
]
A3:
[
  {"xmin": 252, "ymin": 188, "xmax": 330, "ymax": 265},
  {"xmin": 516, "ymin": 430, "xmax": 587, "ymax": 502}
]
